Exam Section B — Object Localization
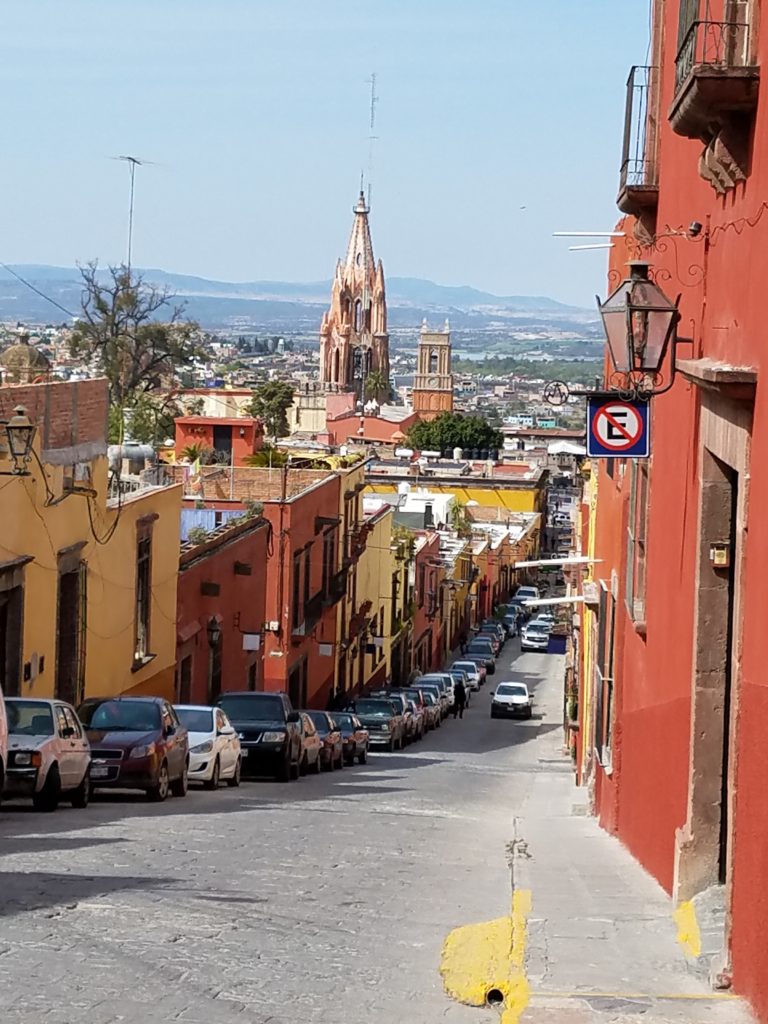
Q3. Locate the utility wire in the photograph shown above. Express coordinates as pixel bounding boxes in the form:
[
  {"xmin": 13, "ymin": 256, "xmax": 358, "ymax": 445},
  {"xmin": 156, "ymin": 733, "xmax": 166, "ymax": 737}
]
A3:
[{"xmin": 0, "ymin": 263, "xmax": 78, "ymax": 320}]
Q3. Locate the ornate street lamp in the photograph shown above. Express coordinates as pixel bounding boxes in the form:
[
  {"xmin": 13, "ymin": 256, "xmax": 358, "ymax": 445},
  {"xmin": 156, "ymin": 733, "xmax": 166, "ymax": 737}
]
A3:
[
  {"xmin": 1, "ymin": 405, "xmax": 36, "ymax": 475},
  {"xmin": 598, "ymin": 262, "xmax": 680, "ymax": 395},
  {"xmin": 543, "ymin": 262, "xmax": 685, "ymax": 406},
  {"xmin": 207, "ymin": 617, "xmax": 222, "ymax": 648}
]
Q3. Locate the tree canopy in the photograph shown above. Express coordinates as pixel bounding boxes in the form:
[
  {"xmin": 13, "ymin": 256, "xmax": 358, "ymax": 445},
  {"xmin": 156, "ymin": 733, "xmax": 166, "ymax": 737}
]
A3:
[
  {"xmin": 70, "ymin": 263, "xmax": 202, "ymax": 407},
  {"xmin": 406, "ymin": 412, "xmax": 503, "ymax": 453},
  {"xmin": 247, "ymin": 380, "xmax": 295, "ymax": 438}
]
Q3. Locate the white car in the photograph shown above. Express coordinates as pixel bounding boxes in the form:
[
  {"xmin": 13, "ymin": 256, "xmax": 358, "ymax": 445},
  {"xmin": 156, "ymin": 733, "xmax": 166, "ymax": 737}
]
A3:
[
  {"xmin": 490, "ymin": 682, "xmax": 534, "ymax": 720},
  {"xmin": 521, "ymin": 623, "xmax": 550, "ymax": 652},
  {"xmin": 514, "ymin": 585, "xmax": 540, "ymax": 603},
  {"xmin": 4, "ymin": 698, "xmax": 91, "ymax": 811},
  {"xmin": 0, "ymin": 681, "xmax": 7, "ymax": 802},
  {"xmin": 450, "ymin": 661, "xmax": 483, "ymax": 691},
  {"xmin": 175, "ymin": 704, "xmax": 241, "ymax": 789}
]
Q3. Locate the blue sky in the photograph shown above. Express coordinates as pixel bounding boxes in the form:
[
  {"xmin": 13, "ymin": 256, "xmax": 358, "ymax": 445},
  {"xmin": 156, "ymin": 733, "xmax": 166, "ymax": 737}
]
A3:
[{"xmin": 0, "ymin": 1, "xmax": 650, "ymax": 305}]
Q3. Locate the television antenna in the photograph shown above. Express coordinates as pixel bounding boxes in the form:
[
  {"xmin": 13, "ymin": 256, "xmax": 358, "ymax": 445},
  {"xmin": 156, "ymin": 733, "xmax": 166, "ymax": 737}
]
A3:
[
  {"xmin": 366, "ymin": 72, "xmax": 378, "ymax": 207},
  {"xmin": 112, "ymin": 154, "xmax": 155, "ymax": 270}
]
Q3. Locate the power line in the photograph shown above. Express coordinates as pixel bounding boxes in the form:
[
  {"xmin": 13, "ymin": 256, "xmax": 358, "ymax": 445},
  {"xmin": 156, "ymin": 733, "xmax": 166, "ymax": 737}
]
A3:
[{"xmin": 0, "ymin": 262, "xmax": 78, "ymax": 320}]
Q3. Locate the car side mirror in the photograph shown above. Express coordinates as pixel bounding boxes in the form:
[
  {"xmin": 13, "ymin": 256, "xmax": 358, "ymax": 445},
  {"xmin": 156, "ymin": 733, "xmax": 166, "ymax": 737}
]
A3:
[
  {"xmin": 490, "ymin": 692, "xmax": 495, "ymax": 698},
  {"xmin": 218, "ymin": 725, "xmax": 235, "ymax": 736},
  {"xmin": 164, "ymin": 725, "xmax": 176, "ymax": 737},
  {"xmin": 62, "ymin": 726, "xmax": 76, "ymax": 739},
  {"xmin": 286, "ymin": 711, "xmax": 300, "ymax": 724}
]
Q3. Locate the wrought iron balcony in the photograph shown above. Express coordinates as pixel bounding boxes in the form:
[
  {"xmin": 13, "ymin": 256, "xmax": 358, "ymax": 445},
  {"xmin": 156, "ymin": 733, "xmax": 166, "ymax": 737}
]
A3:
[
  {"xmin": 617, "ymin": 66, "xmax": 659, "ymax": 217},
  {"xmin": 670, "ymin": 19, "xmax": 758, "ymax": 139}
]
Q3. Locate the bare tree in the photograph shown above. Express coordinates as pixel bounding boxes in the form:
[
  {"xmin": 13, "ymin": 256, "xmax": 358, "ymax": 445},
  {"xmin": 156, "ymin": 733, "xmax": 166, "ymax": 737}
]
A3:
[{"xmin": 70, "ymin": 263, "xmax": 202, "ymax": 406}]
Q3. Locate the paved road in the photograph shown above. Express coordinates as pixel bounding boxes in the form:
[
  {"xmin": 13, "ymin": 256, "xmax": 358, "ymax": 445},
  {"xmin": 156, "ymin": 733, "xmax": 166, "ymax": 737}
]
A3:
[
  {"xmin": 1, "ymin": 640, "xmax": 560, "ymax": 1024},
  {"xmin": 0, "ymin": 642, "xmax": 752, "ymax": 1024}
]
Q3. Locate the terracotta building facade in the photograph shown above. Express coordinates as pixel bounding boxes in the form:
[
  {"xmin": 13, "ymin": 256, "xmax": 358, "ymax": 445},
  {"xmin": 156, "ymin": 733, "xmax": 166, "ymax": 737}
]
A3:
[
  {"xmin": 582, "ymin": 2, "xmax": 768, "ymax": 1019},
  {"xmin": 319, "ymin": 192, "xmax": 390, "ymax": 399}
]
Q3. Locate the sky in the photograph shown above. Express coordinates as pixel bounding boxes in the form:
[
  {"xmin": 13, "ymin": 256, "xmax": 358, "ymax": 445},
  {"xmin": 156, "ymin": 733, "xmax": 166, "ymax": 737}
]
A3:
[{"xmin": 0, "ymin": 1, "xmax": 650, "ymax": 306}]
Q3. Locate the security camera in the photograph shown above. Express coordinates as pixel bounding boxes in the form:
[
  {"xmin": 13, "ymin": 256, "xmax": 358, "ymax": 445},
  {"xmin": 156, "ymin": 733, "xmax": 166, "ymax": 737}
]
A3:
[{"xmin": 688, "ymin": 221, "xmax": 703, "ymax": 238}]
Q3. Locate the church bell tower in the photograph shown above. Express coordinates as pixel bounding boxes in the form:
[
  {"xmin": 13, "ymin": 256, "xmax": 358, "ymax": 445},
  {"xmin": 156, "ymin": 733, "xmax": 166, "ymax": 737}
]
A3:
[{"xmin": 412, "ymin": 319, "xmax": 453, "ymax": 420}]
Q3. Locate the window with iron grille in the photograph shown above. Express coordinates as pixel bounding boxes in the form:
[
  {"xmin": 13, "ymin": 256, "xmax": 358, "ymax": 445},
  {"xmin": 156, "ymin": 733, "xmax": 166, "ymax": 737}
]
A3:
[
  {"xmin": 594, "ymin": 581, "xmax": 617, "ymax": 770},
  {"xmin": 55, "ymin": 561, "xmax": 87, "ymax": 706},
  {"xmin": 134, "ymin": 533, "xmax": 153, "ymax": 663},
  {"xmin": 626, "ymin": 461, "xmax": 649, "ymax": 627},
  {"xmin": 292, "ymin": 552, "xmax": 302, "ymax": 629}
]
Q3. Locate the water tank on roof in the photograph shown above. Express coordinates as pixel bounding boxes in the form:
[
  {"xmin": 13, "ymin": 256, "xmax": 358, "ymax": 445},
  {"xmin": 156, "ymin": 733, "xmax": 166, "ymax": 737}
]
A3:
[
  {"xmin": 453, "ymin": 447, "xmax": 463, "ymax": 461},
  {"xmin": 397, "ymin": 481, "xmax": 411, "ymax": 495}
]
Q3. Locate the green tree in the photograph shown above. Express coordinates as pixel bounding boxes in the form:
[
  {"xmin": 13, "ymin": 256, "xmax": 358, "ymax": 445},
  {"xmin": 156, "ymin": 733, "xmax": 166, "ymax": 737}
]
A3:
[
  {"xmin": 243, "ymin": 445, "xmax": 290, "ymax": 468},
  {"xmin": 364, "ymin": 370, "xmax": 390, "ymax": 402},
  {"xmin": 108, "ymin": 392, "xmax": 180, "ymax": 446},
  {"xmin": 248, "ymin": 380, "xmax": 295, "ymax": 438},
  {"xmin": 406, "ymin": 412, "xmax": 503, "ymax": 453},
  {"xmin": 70, "ymin": 263, "xmax": 202, "ymax": 407}
]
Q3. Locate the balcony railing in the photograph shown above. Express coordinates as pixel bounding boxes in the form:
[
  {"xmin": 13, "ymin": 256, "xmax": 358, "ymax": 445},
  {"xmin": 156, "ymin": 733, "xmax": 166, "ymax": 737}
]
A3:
[
  {"xmin": 619, "ymin": 66, "xmax": 659, "ymax": 195},
  {"xmin": 107, "ymin": 464, "xmax": 174, "ymax": 502},
  {"xmin": 675, "ymin": 19, "xmax": 750, "ymax": 93}
]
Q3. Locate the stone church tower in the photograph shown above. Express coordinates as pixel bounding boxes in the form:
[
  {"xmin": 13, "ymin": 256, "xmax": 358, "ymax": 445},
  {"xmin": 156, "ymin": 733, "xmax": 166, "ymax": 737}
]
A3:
[
  {"xmin": 412, "ymin": 319, "xmax": 453, "ymax": 420},
  {"xmin": 319, "ymin": 192, "xmax": 390, "ymax": 398}
]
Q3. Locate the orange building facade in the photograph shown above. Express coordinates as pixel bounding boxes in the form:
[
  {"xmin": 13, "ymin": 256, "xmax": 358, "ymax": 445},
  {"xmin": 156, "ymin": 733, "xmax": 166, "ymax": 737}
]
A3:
[{"xmin": 583, "ymin": 3, "xmax": 768, "ymax": 1018}]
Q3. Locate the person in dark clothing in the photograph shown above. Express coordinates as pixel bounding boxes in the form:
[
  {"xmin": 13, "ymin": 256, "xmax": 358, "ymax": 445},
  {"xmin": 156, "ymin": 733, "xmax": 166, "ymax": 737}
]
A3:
[
  {"xmin": 453, "ymin": 679, "xmax": 467, "ymax": 719},
  {"xmin": 459, "ymin": 635, "xmax": 468, "ymax": 656}
]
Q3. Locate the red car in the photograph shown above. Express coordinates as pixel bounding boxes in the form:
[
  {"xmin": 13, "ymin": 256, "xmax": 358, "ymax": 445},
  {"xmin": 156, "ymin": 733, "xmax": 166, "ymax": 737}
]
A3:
[
  {"xmin": 78, "ymin": 697, "xmax": 189, "ymax": 802},
  {"xmin": 302, "ymin": 711, "xmax": 344, "ymax": 771}
]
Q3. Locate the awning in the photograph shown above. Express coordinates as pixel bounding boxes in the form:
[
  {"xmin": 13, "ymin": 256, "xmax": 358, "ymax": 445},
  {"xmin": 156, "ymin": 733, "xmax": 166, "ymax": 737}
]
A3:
[
  {"xmin": 514, "ymin": 557, "xmax": 602, "ymax": 569},
  {"xmin": 522, "ymin": 596, "xmax": 585, "ymax": 607}
]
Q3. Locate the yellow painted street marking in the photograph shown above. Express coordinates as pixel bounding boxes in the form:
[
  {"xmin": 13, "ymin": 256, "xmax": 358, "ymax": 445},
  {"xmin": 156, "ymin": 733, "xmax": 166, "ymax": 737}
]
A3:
[
  {"xmin": 674, "ymin": 900, "xmax": 702, "ymax": 959},
  {"xmin": 440, "ymin": 890, "xmax": 532, "ymax": 1023}
]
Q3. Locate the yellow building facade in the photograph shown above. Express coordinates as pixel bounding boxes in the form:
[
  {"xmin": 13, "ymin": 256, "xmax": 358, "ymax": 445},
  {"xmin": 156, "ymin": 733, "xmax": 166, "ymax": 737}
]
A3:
[
  {"xmin": 366, "ymin": 477, "xmax": 545, "ymax": 514},
  {"xmin": 0, "ymin": 379, "xmax": 181, "ymax": 706}
]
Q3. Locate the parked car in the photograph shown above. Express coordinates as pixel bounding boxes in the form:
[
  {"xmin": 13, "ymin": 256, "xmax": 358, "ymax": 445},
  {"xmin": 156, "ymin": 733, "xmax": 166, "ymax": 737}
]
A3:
[
  {"xmin": 416, "ymin": 679, "xmax": 451, "ymax": 718},
  {"xmin": 4, "ymin": 698, "xmax": 91, "ymax": 811},
  {"xmin": 490, "ymin": 682, "xmax": 534, "ymax": 719},
  {"xmin": 466, "ymin": 639, "xmax": 496, "ymax": 674},
  {"xmin": 450, "ymin": 660, "xmax": 483, "ymax": 691},
  {"xmin": 303, "ymin": 710, "xmax": 344, "ymax": 771},
  {"xmin": 419, "ymin": 692, "xmax": 442, "ymax": 730},
  {"xmin": 0, "ymin": 682, "xmax": 7, "ymax": 803},
  {"xmin": 528, "ymin": 616, "xmax": 554, "ymax": 633},
  {"xmin": 474, "ymin": 630, "xmax": 501, "ymax": 655},
  {"xmin": 515, "ymin": 585, "xmax": 540, "ymax": 603},
  {"xmin": 481, "ymin": 619, "xmax": 506, "ymax": 645},
  {"xmin": 348, "ymin": 698, "xmax": 404, "ymax": 751},
  {"xmin": 174, "ymin": 704, "xmax": 241, "ymax": 789},
  {"xmin": 400, "ymin": 689, "xmax": 432, "ymax": 734},
  {"xmin": 79, "ymin": 697, "xmax": 188, "ymax": 802},
  {"xmin": 332, "ymin": 712, "xmax": 369, "ymax": 764},
  {"xmin": 217, "ymin": 692, "xmax": 301, "ymax": 781},
  {"xmin": 298, "ymin": 713, "xmax": 323, "ymax": 775},
  {"xmin": 520, "ymin": 622, "xmax": 550, "ymax": 652},
  {"xmin": 418, "ymin": 674, "xmax": 454, "ymax": 716},
  {"xmin": 371, "ymin": 691, "xmax": 418, "ymax": 744}
]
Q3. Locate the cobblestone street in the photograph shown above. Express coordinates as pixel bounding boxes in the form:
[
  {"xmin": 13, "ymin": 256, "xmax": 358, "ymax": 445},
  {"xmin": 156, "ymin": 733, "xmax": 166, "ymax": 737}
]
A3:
[{"xmin": 0, "ymin": 643, "xmax": 753, "ymax": 1024}]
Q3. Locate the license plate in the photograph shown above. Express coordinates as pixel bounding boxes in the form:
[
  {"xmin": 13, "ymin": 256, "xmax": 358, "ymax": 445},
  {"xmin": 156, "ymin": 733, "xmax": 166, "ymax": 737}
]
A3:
[
  {"xmin": 240, "ymin": 748, "xmax": 249, "ymax": 757},
  {"xmin": 91, "ymin": 766, "xmax": 109, "ymax": 778}
]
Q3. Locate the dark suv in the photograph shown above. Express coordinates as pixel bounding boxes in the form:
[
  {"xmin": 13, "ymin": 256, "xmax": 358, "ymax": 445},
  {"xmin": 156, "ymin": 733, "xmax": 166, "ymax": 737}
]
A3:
[
  {"xmin": 78, "ymin": 697, "xmax": 189, "ymax": 802},
  {"xmin": 217, "ymin": 692, "xmax": 301, "ymax": 781}
]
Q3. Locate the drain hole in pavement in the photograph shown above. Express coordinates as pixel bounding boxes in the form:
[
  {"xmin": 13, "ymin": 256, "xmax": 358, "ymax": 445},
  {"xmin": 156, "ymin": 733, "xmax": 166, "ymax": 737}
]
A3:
[{"xmin": 486, "ymin": 988, "xmax": 504, "ymax": 1006}]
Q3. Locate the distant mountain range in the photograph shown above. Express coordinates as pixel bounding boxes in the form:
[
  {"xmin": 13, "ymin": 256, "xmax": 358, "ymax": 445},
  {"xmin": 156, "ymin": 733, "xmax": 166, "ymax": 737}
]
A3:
[{"xmin": 0, "ymin": 264, "xmax": 590, "ymax": 331}]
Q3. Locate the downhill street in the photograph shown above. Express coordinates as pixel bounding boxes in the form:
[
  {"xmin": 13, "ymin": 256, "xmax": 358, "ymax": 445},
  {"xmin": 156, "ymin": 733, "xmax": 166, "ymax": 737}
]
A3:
[{"xmin": 0, "ymin": 642, "xmax": 753, "ymax": 1024}]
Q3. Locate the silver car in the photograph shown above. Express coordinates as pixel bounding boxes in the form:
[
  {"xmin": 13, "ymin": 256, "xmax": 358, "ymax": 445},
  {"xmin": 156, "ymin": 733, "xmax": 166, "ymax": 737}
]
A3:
[{"xmin": 4, "ymin": 698, "xmax": 91, "ymax": 811}]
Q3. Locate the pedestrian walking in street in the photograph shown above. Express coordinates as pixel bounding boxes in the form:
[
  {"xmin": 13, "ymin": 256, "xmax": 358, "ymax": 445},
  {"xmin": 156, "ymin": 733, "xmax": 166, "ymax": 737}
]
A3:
[
  {"xmin": 453, "ymin": 679, "xmax": 467, "ymax": 719},
  {"xmin": 459, "ymin": 635, "xmax": 468, "ymax": 656}
]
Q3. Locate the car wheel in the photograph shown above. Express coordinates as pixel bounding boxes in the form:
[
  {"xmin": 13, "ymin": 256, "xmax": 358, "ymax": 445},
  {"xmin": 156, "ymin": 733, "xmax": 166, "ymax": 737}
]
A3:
[
  {"xmin": 70, "ymin": 770, "xmax": 90, "ymax": 809},
  {"xmin": 299, "ymin": 754, "xmax": 308, "ymax": 777},
  {"xmin": 344, "ymin": 750, "xmax": 355, "ymax": 766},
  {"xmin": 525, "ymin": 709, "xmax": 533, "ymax": 720},
  {"xmin": 203, "ymin": 757, "xmax": 220, "ymax": 791},
  {"xmin": 358, "ymin": 747, "xmax": 368, "ymax": 765},
  {"xmin": 290, "ymin": 756, "xmax": 301, "ymax": 781},
  {"xmin": 321, "ymin": 752, "xmax": 333, "ymax": 773},
  {"xmin": 170, "ymin": 761, "xmax": 189, "ymax": 798},
  {"xmin": 33, "ymin": 764, "xmax": 61, "ymax": 813},
  {"xmin": 336, "ymin": 751, "xmax": 344, "ymax": 769},
  {"xmin": 226, "ymin": 758, "xmax": 242, "ymax": 788},
  {"xmin": 388, "ymin": 736, "xmax": 396, "ymax": 753},
  {"xmin": 490, "ymin": 710, "xmax": 498, "ymax": 719},
  {"xmin": 147, "ymin": 761, "xmax": 170, "ymax": 802},
  {"xmin": 312, "ymin": 751, "xmax": 322, "ymax": 774},
  {"xmin": 276, "ymin": 754, "xmax": 292, "ymax": 782}
]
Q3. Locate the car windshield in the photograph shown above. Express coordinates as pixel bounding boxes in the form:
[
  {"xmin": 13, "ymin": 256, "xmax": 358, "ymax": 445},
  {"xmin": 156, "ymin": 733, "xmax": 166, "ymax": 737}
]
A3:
[
  {"xmin": 332, "ymin": 714, "xmax": 355, "ymax": 729},
  {"xmin": 218, "ymin": 695, "xmax": 285, "ymax": 722},
  {"xmin": 79, "ymin": 700, "xmax": 160, "ymax": 732},
  {"xmin": 496, "ymin": 684, "xmax": 529, "ymax": 697},
  {"xmin": 353, "ymin": 700, "xmax": 394, "ymax": 716},
  {"xmin": 526, "ymin": 624, "xmax": 549, "ymax": 634},
  {"xmin": 422, "ymin": 694, "xmax": 436, "ymax": 705},
  {"xmin": 453, "ymin": 662, "xmax": 477, "ymax": 673},
  {"xmin": 306, "ymin": 711, "xmax": 331, "ymax": 731},
  {"xmin": 176, "ymin": 708, "xmax": 214, "ymax": 733},
  {"xmin": 5, "ymin": 700, "xmax": 55, "ymax": 736}
]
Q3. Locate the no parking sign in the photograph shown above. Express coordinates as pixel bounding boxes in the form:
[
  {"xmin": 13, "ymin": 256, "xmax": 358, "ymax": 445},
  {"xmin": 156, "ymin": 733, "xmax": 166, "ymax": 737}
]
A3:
[{"xmin": 587, "ymin": 396, "xmax": 650, "ymax": 459}]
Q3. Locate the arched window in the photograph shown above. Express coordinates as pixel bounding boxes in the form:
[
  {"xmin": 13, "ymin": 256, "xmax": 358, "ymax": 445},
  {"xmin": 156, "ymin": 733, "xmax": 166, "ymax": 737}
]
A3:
[
  {"xmin": 429, "ymin": 349, "xmax": 439, "ymax": 373},
  {"xmin": 354, "ymin": 300, "xmax": 362, "ymax": 332},
  {"xmin": 333, "ymin": 348, "xmax": 340, "ymax": 383}
]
